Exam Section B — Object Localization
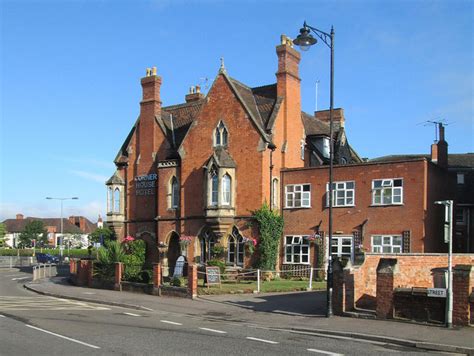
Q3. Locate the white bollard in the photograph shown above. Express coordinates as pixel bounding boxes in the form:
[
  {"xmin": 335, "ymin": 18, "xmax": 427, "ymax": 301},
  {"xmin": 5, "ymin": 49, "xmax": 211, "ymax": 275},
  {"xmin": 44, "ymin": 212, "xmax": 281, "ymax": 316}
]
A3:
[{"xmin": 308, "ymin": 267, "xmax": 313, "ymax": 291}]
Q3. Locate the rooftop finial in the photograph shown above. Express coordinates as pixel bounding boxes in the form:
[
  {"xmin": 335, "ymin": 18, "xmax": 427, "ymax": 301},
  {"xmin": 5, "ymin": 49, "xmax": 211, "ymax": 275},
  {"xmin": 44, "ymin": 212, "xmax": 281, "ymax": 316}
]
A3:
[{"xmin": 219, "ymin": 57, "xmax": 226, "ymax": 74}]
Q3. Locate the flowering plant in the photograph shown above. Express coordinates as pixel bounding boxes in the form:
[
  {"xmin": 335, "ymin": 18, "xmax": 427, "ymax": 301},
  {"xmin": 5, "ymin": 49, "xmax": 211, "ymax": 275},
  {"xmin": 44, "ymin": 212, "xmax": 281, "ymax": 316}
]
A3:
[
  {"xmin": 242, "ymin": 236, "xmax": 257, "ymax": 254},
  {"xmin": 121, "ymin": 235, "xmax": 135, "ymax": 254},
  {"xmin": 307, "ymin": 233, "xmax": 321, "ymax": 243},
  {"xmin": 123, "ymin": 236, "xmax": 135, "ymax": 243},
  {"xmin": 179, "ymin": 235, "xmax": 193, "ymax": 251}
]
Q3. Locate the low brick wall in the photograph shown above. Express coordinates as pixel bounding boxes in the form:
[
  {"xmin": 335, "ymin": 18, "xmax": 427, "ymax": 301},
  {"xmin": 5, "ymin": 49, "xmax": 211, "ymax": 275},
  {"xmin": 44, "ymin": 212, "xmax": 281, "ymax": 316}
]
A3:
[
  {"xmin": 352, "ymin": 254, "xmax": 474, "ymax": 309},
  {"xmin": 393, "ymin": 288, "xmax": 445, "ymax": 324}
]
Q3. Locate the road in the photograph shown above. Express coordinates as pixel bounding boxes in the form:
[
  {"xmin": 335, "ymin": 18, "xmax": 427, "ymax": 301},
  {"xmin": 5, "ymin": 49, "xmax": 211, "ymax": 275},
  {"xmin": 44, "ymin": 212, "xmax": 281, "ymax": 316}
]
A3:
[{"xmin": 0, "ymin": 268, "xmax": 461, "ymax": 355}]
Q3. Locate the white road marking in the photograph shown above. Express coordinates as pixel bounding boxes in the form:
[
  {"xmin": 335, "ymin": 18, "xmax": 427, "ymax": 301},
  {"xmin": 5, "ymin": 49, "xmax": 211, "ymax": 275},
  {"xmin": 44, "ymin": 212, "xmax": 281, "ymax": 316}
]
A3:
[
  {"xmin": 307, "ymin": 349, "xmax": 344, "ymax": 356},
  {"xmin": 199, "ymin": 327, "xmax": 227, "ymax": 334},
  {"xmin": 246, "ymin": 337, "xmax": 279, "ymax": 344},
  {"xmin": 26, "ymin": 325, "xmax": 100, "ymax": 349},
  {"xmin": 11, "ymin": 277, "xmax": 29, "ymax": 281},
  {"xmin": 0, "ymin": 314, "xmax": 5, "ymax": 318},
  {"xmin": 160, "ymin": 320, "xmax": 182, "ymax": 325},
  {"xmin": 123, "ymin": 312, "xmax": 141, "ymax": 317}
]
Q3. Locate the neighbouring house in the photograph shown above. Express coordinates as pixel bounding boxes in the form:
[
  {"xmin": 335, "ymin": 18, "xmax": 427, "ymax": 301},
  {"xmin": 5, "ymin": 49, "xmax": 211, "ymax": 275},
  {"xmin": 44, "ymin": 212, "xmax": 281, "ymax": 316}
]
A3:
[
  {"xmin": 105, "ymin": 36, "xmax": 360, "ymax": 273},
  {"xmin": 280, "ymin": 123, "xmax": 467, "ymax": 274},
  {"xmin": 2, "ymin": 214, "xmax": 100, "ymax": 248}
]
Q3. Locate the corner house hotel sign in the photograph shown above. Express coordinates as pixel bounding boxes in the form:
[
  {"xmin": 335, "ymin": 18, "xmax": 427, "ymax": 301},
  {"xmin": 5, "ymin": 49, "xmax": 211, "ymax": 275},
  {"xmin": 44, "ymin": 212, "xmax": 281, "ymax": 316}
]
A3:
[{"xmin": 135, "ymin": 174, "xmax": 157, "ymax": 196}]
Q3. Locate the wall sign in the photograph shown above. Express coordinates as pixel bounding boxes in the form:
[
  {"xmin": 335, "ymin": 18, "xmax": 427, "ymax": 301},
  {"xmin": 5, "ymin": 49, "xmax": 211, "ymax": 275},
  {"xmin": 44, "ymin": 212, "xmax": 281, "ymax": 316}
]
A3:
[
  {"xmin": 205, "ymin": 266, "xmax": 221, "ymax": 288},
  {"xmin": 135, "ymin": 174, "xmax": 157, "ymax": 196},
  {"xmin": 427, "ymin": 288, "xmax": 447, "ymax": 298}
]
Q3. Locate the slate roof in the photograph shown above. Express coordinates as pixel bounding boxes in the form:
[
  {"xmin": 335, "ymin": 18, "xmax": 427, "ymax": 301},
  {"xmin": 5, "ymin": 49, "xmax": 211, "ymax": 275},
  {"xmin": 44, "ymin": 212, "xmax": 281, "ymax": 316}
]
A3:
[
  {"xmin": 106, "ymin": 171, "xmax": 125, "ymax": 185},
  {"xmin": 113, "ymin": 72, "xmax": 356, "ymax": 166}
]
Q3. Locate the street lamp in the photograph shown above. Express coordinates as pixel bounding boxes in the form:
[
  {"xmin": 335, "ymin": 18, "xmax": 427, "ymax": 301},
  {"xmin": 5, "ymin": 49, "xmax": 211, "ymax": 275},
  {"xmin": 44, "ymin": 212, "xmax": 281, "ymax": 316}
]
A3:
[
  {"xmin": 434, "ymin": 200, "xmax": 453, "ymax": 328},
  {"xmin": 46, "ymin": 196, "xmax": 79, "ymax": 261},
  {"xmin": 294, "ymin": 21, "xmax": 335, "ymax": 317}
]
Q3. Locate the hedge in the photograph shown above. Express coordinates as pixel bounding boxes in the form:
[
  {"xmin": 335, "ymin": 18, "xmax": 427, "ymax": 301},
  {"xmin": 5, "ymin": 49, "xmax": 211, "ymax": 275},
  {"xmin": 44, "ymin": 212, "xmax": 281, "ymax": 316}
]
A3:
[{"xmin": 0, "ymin": 248, "xmax": 95, "ymax": 258}]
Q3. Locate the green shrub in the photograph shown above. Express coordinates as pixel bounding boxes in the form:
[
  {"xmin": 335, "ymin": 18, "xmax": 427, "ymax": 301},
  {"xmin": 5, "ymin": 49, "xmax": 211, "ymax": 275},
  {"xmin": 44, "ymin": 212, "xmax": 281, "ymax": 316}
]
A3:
[
  {"xmin": 171, "ymin": 276, "xmax": 182, "ymax": 287},
  {"xmin": 207, "ymin": 259, "xmax": 225, "ymax": 274}
]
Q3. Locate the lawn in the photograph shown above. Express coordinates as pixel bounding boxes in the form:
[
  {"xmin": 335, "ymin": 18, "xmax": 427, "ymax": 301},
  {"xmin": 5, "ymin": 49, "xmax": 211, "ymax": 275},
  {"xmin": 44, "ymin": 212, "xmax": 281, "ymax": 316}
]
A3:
[{"xmin": 198, "ymin": 279, "xmax": 326, "ymax": 295}]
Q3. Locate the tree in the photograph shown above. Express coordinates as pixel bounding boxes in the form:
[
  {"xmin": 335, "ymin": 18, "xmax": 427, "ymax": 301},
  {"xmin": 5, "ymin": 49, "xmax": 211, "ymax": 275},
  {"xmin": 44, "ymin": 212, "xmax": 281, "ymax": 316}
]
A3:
[
  {"xmin": 89, "ymin": 226, "xmax": 115, "ymax": 245},
  {"xmin": 18, "ymin": 220, "xmax": 48, "ymax": 248},
  {"xmin": 0, "ymin": 223, "xmax": 7, "ymax": 247},
  {"xmin": 253, "ymin": 203, "xmax": 284, "ymax": 270}
]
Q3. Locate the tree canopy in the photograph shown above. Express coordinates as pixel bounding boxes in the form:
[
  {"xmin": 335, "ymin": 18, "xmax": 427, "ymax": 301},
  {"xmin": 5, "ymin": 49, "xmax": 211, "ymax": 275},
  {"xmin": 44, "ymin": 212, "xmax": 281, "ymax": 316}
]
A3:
[
  {"xmin": 18, "ymin": 220, "xmax": 48, "ymax": 248},
  {"xmin": 89, "ymin": 226, "xmax": 115, "ymax": 245},
  {"xmin": 0, "ymin": 223, "xmax": 7, "ymax": 247}
]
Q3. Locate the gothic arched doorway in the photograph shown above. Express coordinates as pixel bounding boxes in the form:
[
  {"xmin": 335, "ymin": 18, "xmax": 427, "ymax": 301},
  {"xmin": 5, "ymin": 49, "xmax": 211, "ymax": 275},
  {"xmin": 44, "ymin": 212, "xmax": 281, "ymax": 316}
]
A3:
[{"xmin": 167, "ymin": 232, "xmax": 180, "ymax": 276}]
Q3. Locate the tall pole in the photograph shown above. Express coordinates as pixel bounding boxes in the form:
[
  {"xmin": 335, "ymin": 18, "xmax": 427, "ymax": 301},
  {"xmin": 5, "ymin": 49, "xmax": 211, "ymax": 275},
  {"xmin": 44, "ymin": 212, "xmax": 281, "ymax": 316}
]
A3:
[
  {"xmin": 447, "ymin": 200, "xmax": 453, "ymax": 328},
  {"xmin": 60, "ymin": 199, "xmax": 64, "ymax": 260},
  {"xmin": 326, "ymin": 26, "xmax": 335, "ymax": 318}
]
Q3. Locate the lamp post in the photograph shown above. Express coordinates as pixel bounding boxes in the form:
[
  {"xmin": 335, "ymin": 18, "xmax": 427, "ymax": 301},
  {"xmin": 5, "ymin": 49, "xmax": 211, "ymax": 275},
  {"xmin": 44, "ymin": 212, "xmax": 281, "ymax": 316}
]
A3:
[
  {"xmin": 434, "ymin": 200, "xmax": 453, "ymax": 328},
  {"xmin": 46, "ymin": 196, "xmax": 79, "ymax": 261},
  {"xmin": 294, "ymin": 21, "xmax": 335, "ymax": 317}
]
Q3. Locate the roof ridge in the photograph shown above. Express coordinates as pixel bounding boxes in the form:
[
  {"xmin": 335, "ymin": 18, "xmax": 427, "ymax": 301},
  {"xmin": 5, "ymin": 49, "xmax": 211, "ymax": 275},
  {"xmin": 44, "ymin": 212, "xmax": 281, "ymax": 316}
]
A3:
[{"xmin": 162, "ymin": 99, "xmax": 205, "ymax": 111}]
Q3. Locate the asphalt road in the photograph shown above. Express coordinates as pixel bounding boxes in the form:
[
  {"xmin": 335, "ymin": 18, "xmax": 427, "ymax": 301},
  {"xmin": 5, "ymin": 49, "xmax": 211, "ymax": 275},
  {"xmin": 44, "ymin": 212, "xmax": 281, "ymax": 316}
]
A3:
[{"xmin": 0, "ymin": 268, "xmax": 461, "ymax": 356}]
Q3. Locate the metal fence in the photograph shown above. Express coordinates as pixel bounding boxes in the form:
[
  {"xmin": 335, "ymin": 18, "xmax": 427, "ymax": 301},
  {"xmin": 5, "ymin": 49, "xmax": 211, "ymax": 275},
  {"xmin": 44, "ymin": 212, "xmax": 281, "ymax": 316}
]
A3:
[
  {"xmin": 32, "ymin": 264, "xmax": 57, "ymax": 281},
  {"xmin": 0, "ymin": 256, "xmax": 35, "ymax": 268}
]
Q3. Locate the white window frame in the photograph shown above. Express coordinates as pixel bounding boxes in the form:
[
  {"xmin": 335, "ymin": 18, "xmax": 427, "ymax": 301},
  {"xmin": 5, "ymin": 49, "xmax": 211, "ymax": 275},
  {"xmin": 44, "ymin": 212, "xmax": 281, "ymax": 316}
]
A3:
[
  {"xmin": 227, "ymin": 228, "xmax": 244, "ymax": 266},
  {"xmin": 113, "ymin": 188, "xmax": 120, "ymax": 213},
  {"xmin": 331, "ymin": 236, "xmax": 354, "ymax": 262},
  {"xmin": 457, "ymin": 173, "xmax": 465, "ymax": 185},
  {"xmin": 371, "ymin": 235, "xmax": 403, "ymax": 253},
  {"xmin": 107, "ymin": 187, "xmax": 113, "ymax": 213},
  {"xmin": 372, "ymin": 178, "xmax": 403, "ymax": 205},
  {"xmin": 285, "ymin": 184, "xmax": 311, "ymax": 208},
  {"xmin": 326, "ymin": 181, "xmax": 355, "ymax": 207},
  {"xmin": 210, "ymin": 170, "xmax": 218, "ymax": 206},
  {"xmin": 284, "ymin": 235, "xmax": 310, "ymax": 264},
  {"xmin": 222, "ymin": 174, "xmax": 231, "ymax": 206}
]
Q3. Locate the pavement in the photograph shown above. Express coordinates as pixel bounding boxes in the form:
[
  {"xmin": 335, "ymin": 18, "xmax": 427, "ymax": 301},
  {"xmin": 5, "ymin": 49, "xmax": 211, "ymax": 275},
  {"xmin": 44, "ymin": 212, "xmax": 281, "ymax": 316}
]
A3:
[{"xmin": 24, "ymin": 276, "xmax": 474, "ymax": 355}]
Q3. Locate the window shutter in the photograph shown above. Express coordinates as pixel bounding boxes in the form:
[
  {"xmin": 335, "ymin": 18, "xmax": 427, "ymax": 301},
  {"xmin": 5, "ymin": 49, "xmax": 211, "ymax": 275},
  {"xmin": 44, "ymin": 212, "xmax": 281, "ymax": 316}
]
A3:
[{"xmin": 402, "ymin": 230, "xmax": 410, "ymax": 253}]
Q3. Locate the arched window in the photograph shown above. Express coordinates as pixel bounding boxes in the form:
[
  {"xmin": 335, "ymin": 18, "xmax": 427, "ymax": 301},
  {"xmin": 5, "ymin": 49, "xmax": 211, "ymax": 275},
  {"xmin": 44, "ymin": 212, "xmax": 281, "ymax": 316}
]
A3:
[
  {"xmin": 210, "ymin": 168, "xmax": 218, "ymax": 206},
  {"xmin": 171, "ymin": 176, "xmax": 179, "ymax": 208},
  {"xmin": 222, "ymin": 174, "xmax": 231, "ymax": 206},
  {"xmin": 272, "ymin": 178, "xmax": 279, "ymax": 209},
  {"xmin": 214, "ymin": 121, "xmax": 228, "ymax": 147},
  {"xmin": 107, "ymin": 187, "xmax": 113, "ymax": 213},
  {"xmin": 113, "ymin": 188, "xmax": 120, "ymax": 213},
  {"xmin": 200, "ymin": 230, "xmax": 216, "ymax": 263},
  {"xmin": 228, "ymin": 227, "xmax": 244, "ymax": 266}
]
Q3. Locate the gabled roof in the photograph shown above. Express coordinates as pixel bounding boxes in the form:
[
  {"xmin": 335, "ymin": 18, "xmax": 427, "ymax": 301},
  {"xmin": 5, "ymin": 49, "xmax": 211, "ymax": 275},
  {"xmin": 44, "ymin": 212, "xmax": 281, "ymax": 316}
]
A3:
[
  {"xmin": 206, "ymin": 147, "xmax": 237, "ymax": 169},
  {"xmin": 2, "ymin": 217, "xmax": 84, "ymax": 234},
  {"xmin": 106, "ymin": 171, "xmax": 125, "ymax": 185},
  {"xmin": 302, "ymin": 111, "xmax": 330, "ymax": 136}
]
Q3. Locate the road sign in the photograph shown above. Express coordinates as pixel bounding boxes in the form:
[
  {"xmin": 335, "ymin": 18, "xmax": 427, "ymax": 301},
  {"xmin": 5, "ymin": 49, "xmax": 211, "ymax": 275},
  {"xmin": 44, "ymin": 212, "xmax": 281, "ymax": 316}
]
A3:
[{"xmin": 427, "ymin": 288, "xmax": 447, "ymax": 298}]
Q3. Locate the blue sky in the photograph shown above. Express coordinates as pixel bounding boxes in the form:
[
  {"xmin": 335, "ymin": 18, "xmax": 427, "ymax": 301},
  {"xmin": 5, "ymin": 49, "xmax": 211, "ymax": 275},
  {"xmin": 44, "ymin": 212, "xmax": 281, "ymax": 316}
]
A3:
[{"xmin": 1, "ymin": 0, "xmax": 473, "ymax": 222}]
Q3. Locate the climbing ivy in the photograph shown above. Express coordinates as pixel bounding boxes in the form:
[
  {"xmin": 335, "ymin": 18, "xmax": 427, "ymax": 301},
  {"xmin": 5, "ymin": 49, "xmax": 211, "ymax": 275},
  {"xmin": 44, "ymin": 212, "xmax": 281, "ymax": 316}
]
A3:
[{"xmin": 253, "ymin": 203, "xmax": 284, "ymax": 270}]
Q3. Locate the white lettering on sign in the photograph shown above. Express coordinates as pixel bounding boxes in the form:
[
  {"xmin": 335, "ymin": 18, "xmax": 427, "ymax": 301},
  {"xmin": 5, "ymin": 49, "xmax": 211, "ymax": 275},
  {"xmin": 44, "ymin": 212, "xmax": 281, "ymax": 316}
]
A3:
[
  {"xmin": 427, "ymin": 288, "xmax": 447, "ymax": 298},
  {"xmin": 135, "ymin": 174, "xmax": 157, "ymax": 195}
]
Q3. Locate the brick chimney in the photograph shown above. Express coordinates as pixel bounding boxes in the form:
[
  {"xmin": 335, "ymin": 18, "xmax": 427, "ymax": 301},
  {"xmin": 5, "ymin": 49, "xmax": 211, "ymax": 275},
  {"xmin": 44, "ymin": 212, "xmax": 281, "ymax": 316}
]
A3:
[
  {"xmin": 138, "ymin": 67, "xmax": 162, "ymax": 165},
  {"xmin": 185, "ymin": 85, "xmax": 205, "ymax": 103},
  {"xmin": 315, "ymin": 108, "xmax": 345, "ymax": 132},
  {"xmin": 431, "ymin": 123, "xmax": 448, "ymax": 168},
  {"xmin": 16, "ymin": 214, "xmax": 23, "ymax": 220},
  {"xmin": 276, "ymin": 35, "xmax": 304, "ymax": 168}
]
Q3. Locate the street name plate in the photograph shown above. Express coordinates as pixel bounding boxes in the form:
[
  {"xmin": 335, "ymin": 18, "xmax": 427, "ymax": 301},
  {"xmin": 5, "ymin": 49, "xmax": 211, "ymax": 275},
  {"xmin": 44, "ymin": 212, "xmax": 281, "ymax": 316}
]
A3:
[{"xmin": 427, "ymin": 288, "xmax": 446, "ymax": 298}]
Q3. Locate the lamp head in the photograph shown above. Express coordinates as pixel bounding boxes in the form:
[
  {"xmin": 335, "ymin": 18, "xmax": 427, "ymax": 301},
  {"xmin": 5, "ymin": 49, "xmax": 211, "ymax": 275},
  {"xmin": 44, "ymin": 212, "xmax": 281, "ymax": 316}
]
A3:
[{"xmin": 293, "ymin": 25, "xmax": 317, "ymax": 51}]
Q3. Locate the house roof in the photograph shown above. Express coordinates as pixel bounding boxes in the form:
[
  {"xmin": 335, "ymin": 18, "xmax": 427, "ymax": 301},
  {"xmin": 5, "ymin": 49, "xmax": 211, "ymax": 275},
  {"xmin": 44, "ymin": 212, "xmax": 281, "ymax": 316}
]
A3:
[
  {"xmin": 370, "ymin": 153, "xmax": 474, "ymax": 169},
  {"xmin": 113, "ymin": 72, "xmax": 358, "ymax": 166},
  {"xmin": 2, "ymin": 217, "xmax": 85, "ymax": 234}
]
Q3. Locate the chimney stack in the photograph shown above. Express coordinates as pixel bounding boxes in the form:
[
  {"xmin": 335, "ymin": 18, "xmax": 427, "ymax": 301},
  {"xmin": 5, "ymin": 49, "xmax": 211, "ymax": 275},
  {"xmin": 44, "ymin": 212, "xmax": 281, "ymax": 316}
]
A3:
[
  {"xmin": 315, "ymin": 108, "xmax": 345, "ymax": 131},
  {"xmin": 185, "ymin": 85, "xmax": 205, "ymax": 103},
  {"xmin": 16, "ymin": 214, "xmax": 24, "ymax": 220},
  {"xmin": 140, "ymin": 66, "xmax": 162, "ymax": 116},
  {"xmin": 431, "ymin": 123, "xmax": 448, "ymax": 168}
]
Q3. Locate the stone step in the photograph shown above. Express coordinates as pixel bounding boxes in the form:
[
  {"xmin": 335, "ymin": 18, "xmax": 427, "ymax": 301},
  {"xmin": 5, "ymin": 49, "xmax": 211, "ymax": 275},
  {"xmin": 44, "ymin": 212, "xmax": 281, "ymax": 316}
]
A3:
[{"xmin": 344, "ymin": 308, "xmax": 377, "ymax": 319}]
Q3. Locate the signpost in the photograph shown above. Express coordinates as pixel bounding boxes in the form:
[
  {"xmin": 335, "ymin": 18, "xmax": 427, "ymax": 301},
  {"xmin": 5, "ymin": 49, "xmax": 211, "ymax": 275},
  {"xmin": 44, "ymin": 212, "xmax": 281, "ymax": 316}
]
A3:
[
  {"xmin": 205, "ymin": 266, "xmax": 221, "ymax": 289},
  {"xmin": 173, "ymin": 256, "xmax": 185, "ymax": 278}
]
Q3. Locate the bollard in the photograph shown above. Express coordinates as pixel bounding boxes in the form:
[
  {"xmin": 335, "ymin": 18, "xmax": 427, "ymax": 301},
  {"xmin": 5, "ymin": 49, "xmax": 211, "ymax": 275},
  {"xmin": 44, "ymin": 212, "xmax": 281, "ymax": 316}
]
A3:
[
  {"xmin": 308, "ymin": 267, "xmax": 314, "ymax": 291},
  {"xmin": 257, "ymin": 269, "xmax": 261, "ymax": 293}
]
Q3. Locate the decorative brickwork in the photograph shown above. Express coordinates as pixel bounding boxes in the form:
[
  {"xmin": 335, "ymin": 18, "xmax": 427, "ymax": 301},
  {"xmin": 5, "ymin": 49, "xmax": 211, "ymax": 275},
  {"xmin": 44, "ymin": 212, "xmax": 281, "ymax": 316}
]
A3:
[{"xmin": 402, "ymin": 230, "xmax": 411, "ymax": 253}]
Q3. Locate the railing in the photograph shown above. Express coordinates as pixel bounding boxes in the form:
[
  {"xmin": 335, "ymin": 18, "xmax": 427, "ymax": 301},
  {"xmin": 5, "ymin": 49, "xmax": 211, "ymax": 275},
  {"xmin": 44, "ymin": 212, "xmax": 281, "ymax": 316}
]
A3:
[
  {"xmin": 32, "ymin": 263, "xmax": 57, "ymax": 281},
  {"xmin": 0, "ymin": 256, "xmax": 35, "ymax": 268},
  {"xmin": 197, "ymin": 267, "xmax": 325, "ymax": 293}
]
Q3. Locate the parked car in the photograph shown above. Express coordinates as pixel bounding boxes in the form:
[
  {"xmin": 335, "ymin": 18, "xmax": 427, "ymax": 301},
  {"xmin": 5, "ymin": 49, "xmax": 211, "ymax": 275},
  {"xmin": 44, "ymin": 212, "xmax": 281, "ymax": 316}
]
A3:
[{"xmin": 35, "ymin": 253, "xmax": 59, "ymax": 264}]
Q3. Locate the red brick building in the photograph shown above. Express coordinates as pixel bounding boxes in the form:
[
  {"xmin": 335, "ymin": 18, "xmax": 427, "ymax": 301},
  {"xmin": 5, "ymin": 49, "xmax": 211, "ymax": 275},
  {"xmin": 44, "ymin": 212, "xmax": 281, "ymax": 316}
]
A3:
[
  {"xmin": 280, "ymin": 127, "xmax": 456, "ymax": 272},
  {"xmin": 106, "ymin": 37, "xmax": 359, "ymax": 271}
]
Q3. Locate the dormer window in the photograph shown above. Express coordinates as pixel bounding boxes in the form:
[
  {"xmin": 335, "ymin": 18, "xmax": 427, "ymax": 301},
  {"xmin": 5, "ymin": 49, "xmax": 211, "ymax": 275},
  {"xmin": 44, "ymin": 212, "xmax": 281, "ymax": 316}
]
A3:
[{"xmin": 214, "ymin": 121, "xmax": 228, "ymax": 147}]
